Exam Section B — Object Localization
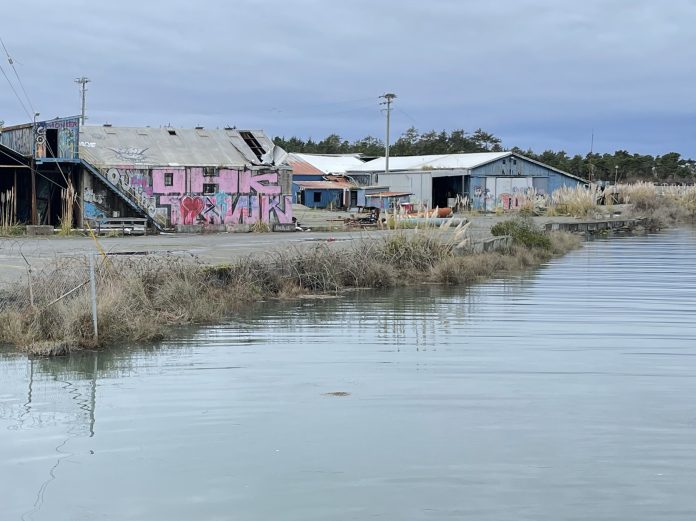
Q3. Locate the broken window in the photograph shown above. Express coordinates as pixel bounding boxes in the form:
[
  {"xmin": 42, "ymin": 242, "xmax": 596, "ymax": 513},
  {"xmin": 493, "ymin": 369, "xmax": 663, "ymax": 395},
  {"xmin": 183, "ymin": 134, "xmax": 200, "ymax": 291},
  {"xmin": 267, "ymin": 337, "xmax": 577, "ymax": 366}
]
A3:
[
  {"xmin": 240, "ymin": 131, "xmax": 265, "ymax": 161},
  {"xmin": 203, "ymin": 183, "xmax": 218, "ymax": 195},
  {"xmin": 164, "ymin": 172, "xmax": 173, "ymax": 186}
]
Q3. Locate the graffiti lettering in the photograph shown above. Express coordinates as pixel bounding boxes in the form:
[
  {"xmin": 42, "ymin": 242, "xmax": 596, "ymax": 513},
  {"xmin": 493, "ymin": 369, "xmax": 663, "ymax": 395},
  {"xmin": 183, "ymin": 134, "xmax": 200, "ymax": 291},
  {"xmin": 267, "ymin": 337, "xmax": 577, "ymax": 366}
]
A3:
[{"xmin": 109, "ymin": 147, "xmax": 149, "ymax": 163}]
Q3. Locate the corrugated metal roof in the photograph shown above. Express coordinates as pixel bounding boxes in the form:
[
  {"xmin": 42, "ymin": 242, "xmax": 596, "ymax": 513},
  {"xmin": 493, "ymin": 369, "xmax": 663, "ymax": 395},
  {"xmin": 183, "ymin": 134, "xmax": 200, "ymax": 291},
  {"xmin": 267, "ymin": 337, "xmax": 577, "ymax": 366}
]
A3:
[
  {"xmin": 349, "ymin": 152, "xmax": 510, "ymax": 172},
  {"xmin": 292, "ymin": 153, "xmax": 366, "ymax": 174},
  {"xmin": 78, "ymin": 126, "xmax": 287, "ymax": 169},
  {"xmin": 365, "ymin": 191, "xmax": 412, "ymax": 198},
  {"xmin": 294, "ymin": 180, "xmax": 351, "ymax": 190},
  {"xmin": 287, "ymin": 154, "xmax": 325, "ymax": 175}
]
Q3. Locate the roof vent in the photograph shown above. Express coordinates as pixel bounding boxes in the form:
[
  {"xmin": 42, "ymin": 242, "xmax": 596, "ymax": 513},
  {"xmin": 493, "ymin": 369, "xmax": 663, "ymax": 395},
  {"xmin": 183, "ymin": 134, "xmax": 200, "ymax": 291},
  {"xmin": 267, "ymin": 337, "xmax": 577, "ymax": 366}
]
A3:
[
  {"xmin": 103, "ymin": 123, "xmax": 112, "ymax": 127},
  {"xmin": 195, "ymin": 126, "xmax": 204, "ymax": 130},
  {"xmin": 224, "ymin": 126, "xmax": 236, "ymax": 130},
  {"xmin": 167, "ymin": 129, "xmax": 177, "ymax": 136}
]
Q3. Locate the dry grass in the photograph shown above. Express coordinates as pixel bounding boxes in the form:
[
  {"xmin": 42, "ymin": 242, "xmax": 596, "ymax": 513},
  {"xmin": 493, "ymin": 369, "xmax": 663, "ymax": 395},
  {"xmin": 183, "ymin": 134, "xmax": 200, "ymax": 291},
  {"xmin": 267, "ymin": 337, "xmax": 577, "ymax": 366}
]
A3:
[
  {"xmin": 663, "ymin": 185, "xmax": 696, "ymax": 216},
  {"xmin": 616, "ymin": 181, "xmax": 659, "ymax": 211},
  {"xmin": 0, "ymin": 226, "xmax": 582, "ymax": 354},
  {"xmin": 547, "ymin": 185, "xmax": 601, "ymax": 217}
]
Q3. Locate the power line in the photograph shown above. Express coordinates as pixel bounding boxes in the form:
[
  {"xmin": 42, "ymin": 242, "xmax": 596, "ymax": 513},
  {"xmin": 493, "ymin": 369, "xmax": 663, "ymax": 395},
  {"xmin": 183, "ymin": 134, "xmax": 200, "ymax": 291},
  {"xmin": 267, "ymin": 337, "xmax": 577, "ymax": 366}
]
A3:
[
  {"xmin": 0, "ymin": 59, "xmax": 31, "ymax": 120},
  {"xmin": 0, "ymin": 37, "xmax": 36, "ymax": 115}
]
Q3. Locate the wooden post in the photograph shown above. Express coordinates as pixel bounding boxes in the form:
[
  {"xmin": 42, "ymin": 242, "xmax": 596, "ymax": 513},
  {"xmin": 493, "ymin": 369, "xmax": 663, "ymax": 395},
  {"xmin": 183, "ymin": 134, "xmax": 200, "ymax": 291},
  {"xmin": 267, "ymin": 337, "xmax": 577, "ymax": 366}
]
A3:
[
  {"xmin": 30, "ymin": 159, "xmax": 37, "ymax": 225},
  {"xmin": 13, "ymin": 170, "xmax": 17, "ymax": 222}
]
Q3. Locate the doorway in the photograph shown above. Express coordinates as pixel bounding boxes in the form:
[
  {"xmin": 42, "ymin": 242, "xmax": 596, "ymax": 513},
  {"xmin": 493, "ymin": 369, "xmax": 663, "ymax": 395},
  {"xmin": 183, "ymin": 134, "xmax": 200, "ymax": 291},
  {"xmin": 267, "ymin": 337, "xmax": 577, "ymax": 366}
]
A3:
[{"xmin": 431, "ymin": 176, "xmax": 463, "ymax": 208}]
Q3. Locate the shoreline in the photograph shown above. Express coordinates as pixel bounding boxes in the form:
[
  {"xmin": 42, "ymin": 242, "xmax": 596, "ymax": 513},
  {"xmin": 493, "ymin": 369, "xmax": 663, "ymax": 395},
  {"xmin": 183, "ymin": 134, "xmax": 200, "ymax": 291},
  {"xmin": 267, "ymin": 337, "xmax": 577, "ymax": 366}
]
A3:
[
  {"xmin": 0, "ymin": 210, "xmax": 654, "ymax": 286},
  {"xmin": 0, "ymin": 212, "xmax": 677, "ymax": 356}
]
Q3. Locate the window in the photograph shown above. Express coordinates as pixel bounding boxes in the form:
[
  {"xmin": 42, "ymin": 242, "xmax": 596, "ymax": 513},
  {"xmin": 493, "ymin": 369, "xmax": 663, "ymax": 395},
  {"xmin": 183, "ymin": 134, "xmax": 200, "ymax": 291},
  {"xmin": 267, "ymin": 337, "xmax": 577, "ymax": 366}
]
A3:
[
  {"xmin": 203, "ymin": 183, "xmax": 218, "ymax": 195},
  {"xmin": 502, "ymin": 159, "xmax": 506, "ymax": 164},
  {"xmin": 513, "ymin": 159, "xmax": 517, "ymax": 165},
  {"xmin": 313, "ymin": 191, "xmax": 322, "ymax": 203},
  {"xmin": 164, "ymin": 172, "xmax": 173, "ymax": 186},
  {"xmin": 203, "ymin": 167, "xmax": 218, "ymax": 177}
]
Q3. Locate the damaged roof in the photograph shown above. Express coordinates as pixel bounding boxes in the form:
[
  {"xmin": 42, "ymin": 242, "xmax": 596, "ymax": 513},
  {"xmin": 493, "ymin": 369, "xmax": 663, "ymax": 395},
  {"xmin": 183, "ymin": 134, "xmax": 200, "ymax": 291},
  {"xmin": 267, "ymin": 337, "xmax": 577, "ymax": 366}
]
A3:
[
  {"xmin": 78, "ymin": 126, "xmax": 289, "ymax": 169},
  {"xmin": 349, "ymin": 152, "xmax": 510, "ymax": 172}
]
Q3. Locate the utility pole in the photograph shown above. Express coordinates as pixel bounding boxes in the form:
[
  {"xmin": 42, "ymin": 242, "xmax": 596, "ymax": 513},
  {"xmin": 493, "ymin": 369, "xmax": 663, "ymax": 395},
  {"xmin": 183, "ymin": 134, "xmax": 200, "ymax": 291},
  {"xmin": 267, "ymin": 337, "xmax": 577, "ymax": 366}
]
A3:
[
  {"xmin": 588, "ymin": 130, "xmax": 595, "ymax": 183},
  {"xmin": 75, "ymin": 77, "xmax": 91, "ymax": 125},
  {"xmin": 379, "ymin": 93, "xmax": 397, "ymax": 176},
  {"xmin": 31, "ymin": 112, "xmax": 39, "ymax": 225}
]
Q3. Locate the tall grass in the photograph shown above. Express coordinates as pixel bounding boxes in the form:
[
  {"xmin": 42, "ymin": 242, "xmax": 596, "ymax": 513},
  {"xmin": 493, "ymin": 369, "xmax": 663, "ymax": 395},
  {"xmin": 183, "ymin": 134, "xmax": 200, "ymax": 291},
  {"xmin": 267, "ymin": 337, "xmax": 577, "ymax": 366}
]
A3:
[
  {"xmin": 0, "ymin": 223, "xmax": 579, "ymax": 354},
  {"xmin": 615, "ymin": 181, "xmax": 658, "ymax": 211},
  {"xmin": 58, "ymin": 180, "xmax": 76, "ymax": 236},
  {"xmin": 547, "ymin": 185, "xmax": 601, "ymax": 217},
  {"xmin": 0, "ymin": 187, "xmax": 22, "ymax": 236}
]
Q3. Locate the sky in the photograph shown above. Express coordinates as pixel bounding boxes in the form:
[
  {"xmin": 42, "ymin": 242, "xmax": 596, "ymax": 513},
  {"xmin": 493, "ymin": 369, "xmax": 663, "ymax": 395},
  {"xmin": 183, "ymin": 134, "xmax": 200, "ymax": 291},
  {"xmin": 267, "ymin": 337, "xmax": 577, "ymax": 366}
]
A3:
[{"xmin": 0, "ymin": 0, "xmax": 694, "ymax": 157}]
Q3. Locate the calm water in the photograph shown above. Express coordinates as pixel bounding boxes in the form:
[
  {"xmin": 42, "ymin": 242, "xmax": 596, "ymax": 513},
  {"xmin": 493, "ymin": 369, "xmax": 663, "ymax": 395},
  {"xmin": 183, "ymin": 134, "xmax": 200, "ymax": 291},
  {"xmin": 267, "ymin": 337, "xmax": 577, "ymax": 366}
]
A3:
[{"xmin": 2, "ymin": 229, "xmax": 696, "ymax": 521}]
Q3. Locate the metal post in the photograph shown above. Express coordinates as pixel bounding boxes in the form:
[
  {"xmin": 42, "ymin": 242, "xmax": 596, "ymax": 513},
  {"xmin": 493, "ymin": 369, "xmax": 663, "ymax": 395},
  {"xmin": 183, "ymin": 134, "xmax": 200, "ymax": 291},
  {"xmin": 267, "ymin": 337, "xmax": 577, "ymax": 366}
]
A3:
[
  {"xmin": 379, "ymin": 93, "xmax": 396, "ymax": 176},
  {"xmin": 27, "ymin": 265, "xmax": 34, "ymax": 308},
  {"xmin": 31, "ymin": 112, "xmax": 39, "ymax": 225},
  {"xmin": 75, "ymin": 77, "xmax": 91, "ymax": 125},
  {"xmin": 88, "ymin": 254, "xmax": 98, "ymax": 342}
]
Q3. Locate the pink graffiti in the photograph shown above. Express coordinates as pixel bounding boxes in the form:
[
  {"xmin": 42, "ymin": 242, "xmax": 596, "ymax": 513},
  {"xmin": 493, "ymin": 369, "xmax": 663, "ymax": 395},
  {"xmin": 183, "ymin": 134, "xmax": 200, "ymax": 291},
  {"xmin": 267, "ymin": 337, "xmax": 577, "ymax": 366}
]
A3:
[{"xmin": 239, "ymin": 172, "xmax": 281, "ymax": 195}]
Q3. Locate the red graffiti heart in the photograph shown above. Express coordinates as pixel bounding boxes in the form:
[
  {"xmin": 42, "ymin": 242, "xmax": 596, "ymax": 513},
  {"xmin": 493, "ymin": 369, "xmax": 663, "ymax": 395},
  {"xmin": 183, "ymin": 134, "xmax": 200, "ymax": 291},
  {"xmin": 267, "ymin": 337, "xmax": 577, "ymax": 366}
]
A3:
[{"xmin": 180, "ymin": 196, "xmax": 204, "ymax": 224}]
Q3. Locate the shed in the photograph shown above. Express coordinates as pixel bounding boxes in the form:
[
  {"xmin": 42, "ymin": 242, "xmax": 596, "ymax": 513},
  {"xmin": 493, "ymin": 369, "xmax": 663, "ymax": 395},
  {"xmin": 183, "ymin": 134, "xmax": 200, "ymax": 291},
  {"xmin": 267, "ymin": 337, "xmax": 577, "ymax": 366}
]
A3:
[{"xmin": 347, "ymin": 152, "xmax": 587, "ymax": 211}]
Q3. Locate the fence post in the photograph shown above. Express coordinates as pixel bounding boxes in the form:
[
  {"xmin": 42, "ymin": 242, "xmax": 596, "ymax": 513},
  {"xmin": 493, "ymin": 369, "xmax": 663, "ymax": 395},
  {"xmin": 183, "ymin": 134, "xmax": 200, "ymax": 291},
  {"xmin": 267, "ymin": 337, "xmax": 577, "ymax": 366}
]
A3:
[
  {"xmin": 88, "ymin": 254, "xmax": 98, "ymax": 342},
  {"xmin": 26, "ymin": 266, "xmax": 35, "ymax": 308}
]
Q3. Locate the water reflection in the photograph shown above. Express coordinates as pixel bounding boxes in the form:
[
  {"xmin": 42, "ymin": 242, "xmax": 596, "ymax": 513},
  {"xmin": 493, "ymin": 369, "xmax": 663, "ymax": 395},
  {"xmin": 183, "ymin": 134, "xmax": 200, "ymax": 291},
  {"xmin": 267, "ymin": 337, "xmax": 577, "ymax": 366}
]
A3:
[{"xmin": 1, "ymin": 229, "xmax": 695, "ymax": 521}]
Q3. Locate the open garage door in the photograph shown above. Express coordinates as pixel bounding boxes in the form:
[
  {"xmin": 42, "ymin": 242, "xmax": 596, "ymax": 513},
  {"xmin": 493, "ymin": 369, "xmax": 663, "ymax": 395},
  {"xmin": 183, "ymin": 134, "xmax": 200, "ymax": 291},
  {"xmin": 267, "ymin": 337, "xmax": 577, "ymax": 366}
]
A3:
[{"xmin": 432, "ymin": 175, "xmax": 463, "ymax": 209}]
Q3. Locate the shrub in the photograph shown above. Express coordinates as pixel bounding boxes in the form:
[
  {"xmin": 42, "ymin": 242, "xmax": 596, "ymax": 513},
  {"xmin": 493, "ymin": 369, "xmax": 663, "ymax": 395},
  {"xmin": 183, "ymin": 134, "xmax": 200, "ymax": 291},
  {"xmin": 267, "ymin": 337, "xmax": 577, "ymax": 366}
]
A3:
[{"xmin": 490, "ymin": 217, "xmax": 552, "ymax": 250}]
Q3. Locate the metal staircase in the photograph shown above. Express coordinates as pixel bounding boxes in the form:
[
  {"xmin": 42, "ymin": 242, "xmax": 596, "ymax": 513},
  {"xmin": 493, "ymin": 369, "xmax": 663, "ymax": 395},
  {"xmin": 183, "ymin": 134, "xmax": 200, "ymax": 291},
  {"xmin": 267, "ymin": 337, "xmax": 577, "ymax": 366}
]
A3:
[{"xmin": 80, "ymin": 160, "xmax": 165, "ymax": 232}]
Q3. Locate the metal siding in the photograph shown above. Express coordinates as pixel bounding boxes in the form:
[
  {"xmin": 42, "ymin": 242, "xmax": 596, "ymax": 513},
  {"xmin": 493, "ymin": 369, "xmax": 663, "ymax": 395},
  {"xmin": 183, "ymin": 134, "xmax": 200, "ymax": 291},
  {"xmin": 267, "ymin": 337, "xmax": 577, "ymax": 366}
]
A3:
[
  {"xmin": 533, "ymin": 177, "xmax": 549, "ymax": 193},
  {"xmin": 548, "ymin": 171, "xmax": 582, "ymax": 192},
  {"xmin": 0, "ymin": 125, "xmax": 32, "ymax": 155},
  {"xmin": 357, "ymin": 189, "xmax": 366, "ymax": 207},
  {"xmin": 303, "ymin": 189, "xmax": 343, "ymax": 209}
]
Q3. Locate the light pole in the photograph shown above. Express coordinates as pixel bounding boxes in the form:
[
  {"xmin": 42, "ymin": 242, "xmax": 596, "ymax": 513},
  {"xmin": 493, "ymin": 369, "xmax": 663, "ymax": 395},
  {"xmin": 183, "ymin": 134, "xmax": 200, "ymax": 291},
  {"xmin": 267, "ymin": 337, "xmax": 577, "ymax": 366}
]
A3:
[
  {"xmin": 379, "ymin": 93, "xmax": 396, "ymax": 177},
  {"xmin": 31, "ymin": 112, "xmax": 39, "ymax": 225},
  {"xmin": 614, "ymin": 165, "xmax": 619, "ymax": 186},
  {"xmin": 75, "ymin": 77, "xmax": 90, "ymax": 125}
]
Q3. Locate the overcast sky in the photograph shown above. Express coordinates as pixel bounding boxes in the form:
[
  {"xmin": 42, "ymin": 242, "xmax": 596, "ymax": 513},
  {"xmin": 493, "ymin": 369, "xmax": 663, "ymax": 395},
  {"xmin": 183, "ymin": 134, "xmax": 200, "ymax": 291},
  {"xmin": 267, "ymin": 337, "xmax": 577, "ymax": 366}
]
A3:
[{"xmin": 1, "ymin": 0, "xmax": 694, "ymax": 156}]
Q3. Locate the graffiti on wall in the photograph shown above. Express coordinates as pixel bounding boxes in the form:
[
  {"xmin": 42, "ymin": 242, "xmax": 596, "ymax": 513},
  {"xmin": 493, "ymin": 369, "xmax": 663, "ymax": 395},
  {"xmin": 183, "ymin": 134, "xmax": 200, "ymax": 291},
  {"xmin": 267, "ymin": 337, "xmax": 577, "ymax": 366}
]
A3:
[
  {"xmin": 0, "ymin": 126, "xmax": 32, "ymax": 156},
  {"xmin": 105, "ymin": 168, "xmax": 159, "ymax": 218},
  {"xmin": 109, "ymin": 147, "xmax": 149, "ymax": 163},
  {"xmin": 472, "ymin": 185, "xmax": 494, "ymax": 210},
  {"xmin": 0, "ymin": 117, "xmax": 79, "ymax": 158},
  {"xmin": 472, "ymin": 177, "xmax": 543, "ymax": 211},
  {"xmin": 159, "ymin": 170, "xmax": 292, "ymax": 226},
  {"xmin": 95, "ymin": 165, "xmax": 292, "ymax": 227}
]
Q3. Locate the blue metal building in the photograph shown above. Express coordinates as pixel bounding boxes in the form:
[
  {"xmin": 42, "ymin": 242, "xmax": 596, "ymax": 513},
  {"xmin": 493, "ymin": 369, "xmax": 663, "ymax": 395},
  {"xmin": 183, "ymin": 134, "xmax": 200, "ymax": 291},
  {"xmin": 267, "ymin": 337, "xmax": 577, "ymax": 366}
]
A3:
[{"xmin": 347, "ymin": 152, "xmax": 587, "ymax": 211}]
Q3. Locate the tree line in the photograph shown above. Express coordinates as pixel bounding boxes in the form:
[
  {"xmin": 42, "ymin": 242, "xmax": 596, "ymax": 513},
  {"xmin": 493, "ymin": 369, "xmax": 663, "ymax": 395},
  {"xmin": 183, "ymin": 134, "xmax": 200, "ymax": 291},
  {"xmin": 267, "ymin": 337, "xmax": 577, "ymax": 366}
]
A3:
[{"xmin": 274, "ymin": 127, "xmax": 695, "ymax": 183}]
